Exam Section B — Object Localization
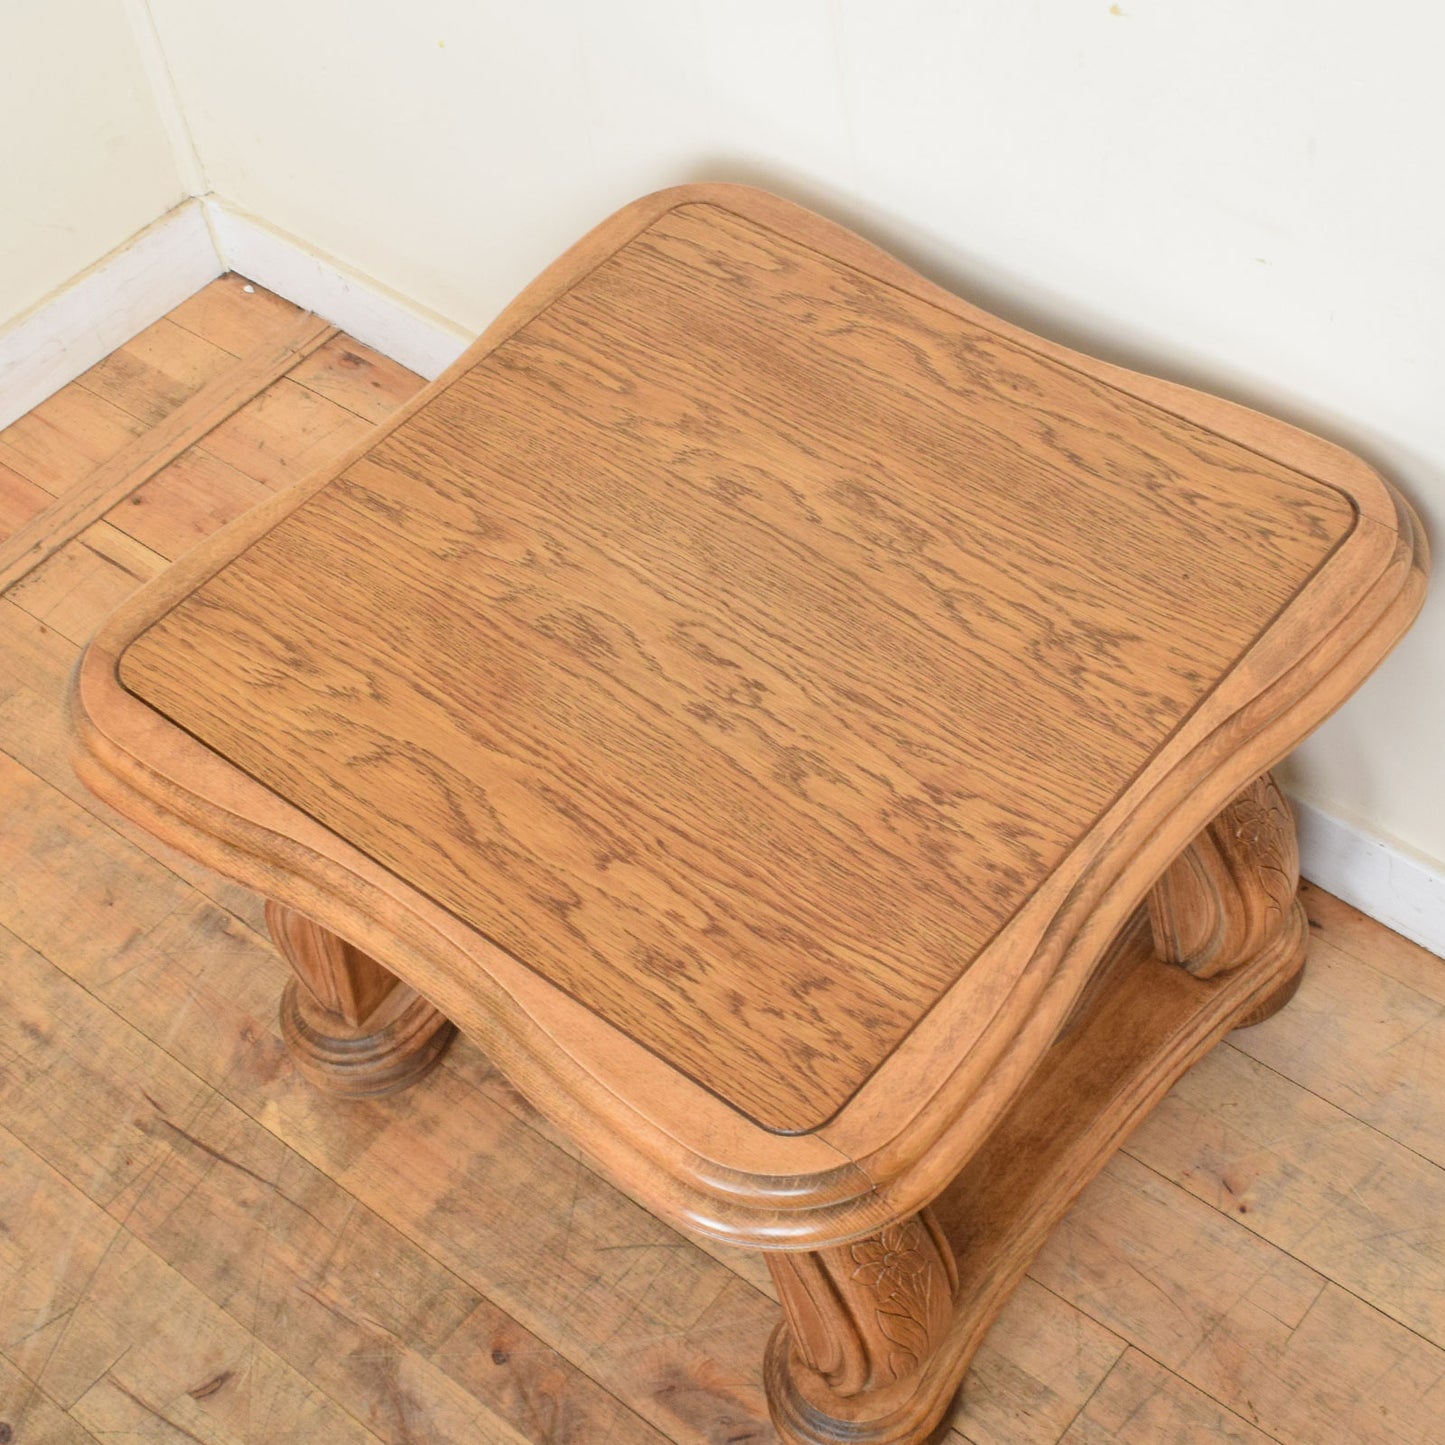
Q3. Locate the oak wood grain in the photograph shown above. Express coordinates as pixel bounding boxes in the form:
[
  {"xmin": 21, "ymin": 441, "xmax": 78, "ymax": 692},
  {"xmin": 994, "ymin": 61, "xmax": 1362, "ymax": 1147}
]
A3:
[
  {"xmin": 3, "ymin": 293, "xmax": 794, "ymax": 1445},
  {"xmin": 72, "ymin": 185, "xmax": 1428, "ymax": 1248},
  {"xmin": 120, "ymin": 199, "xmax": 1356, "ymax": 1133},
  {"xmin": 0, "ymin": 540, "xmax": 279, "ymax": 935},
  {"xmin": 68, "ymin": 187, "xmax": 1433, "ymax": 1442}
]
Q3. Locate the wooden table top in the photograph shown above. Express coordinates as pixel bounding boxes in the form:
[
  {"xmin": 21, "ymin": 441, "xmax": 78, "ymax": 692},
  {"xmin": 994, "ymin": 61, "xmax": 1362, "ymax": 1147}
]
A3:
[{"xmin": 116, "ymin": 198, "xmax": 1361, "ymax": 1134}]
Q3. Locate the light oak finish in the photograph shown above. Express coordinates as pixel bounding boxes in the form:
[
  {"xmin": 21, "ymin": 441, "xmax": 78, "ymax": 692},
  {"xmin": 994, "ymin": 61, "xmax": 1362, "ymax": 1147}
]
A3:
[
  {"xmin": 119, "ymin": 201, "xmax": 1353, "ymax": 1133},
  {"xmin": 1148, "ymin": 773, "xmax": 1303, "ymax": 981},
  {"xmin": 763, "ymin": 885, "xmax": 1308, "ymax": 1444},
  {"xmin": 55, "ymin": 192, "xmax": 1431, "ymax": 1443},
  {"xmin": 2, "ymin": 295, "xmax": 1442, "ymax": 1444},
  {"xmin": 268, "ymin": 900, "xmax": 456, "ymax": 1098},
  {"xmin": 770, "ymin": 1212, "xmax": 960, "ymax": 1400}
]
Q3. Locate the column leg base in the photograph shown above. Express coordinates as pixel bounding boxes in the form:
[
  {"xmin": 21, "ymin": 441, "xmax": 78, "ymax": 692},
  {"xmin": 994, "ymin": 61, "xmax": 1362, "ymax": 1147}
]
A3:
[
  {"xmin": 766, "ymin": 1322, "xmax": 957, "ymax": 1445},
  {"xmin": 280, "ymin": 976, "xmax": 455, "ymax": 1098},
  {"xmin": 1230, "ymin": 900, "xmax": 1308, "ymax": 1027}
]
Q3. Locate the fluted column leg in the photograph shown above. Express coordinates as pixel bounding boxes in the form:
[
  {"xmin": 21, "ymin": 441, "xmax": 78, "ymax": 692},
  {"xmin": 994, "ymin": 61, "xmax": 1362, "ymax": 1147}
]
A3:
[{"xmin": 267, "ymin": 901, "xmax": 455, "ymax": 1097}]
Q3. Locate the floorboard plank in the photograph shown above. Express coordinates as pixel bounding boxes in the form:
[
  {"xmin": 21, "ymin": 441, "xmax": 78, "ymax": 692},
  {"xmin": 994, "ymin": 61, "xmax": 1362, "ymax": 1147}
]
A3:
[
  {"xmin": 0, "ymin": 923, "xmax": 215, "ymax": 1210},
  {"xmin": 0, "ymin": 387, "xmax": 145, "ymax": 498},
  {"xmin": 443, "ymin": 1037, "xmax": 1127, "ymax": 1445},
  {"xmin": 0, "ymin": 597, "xmax": 267, "ymax": 931},
  {"xmin": 0, "ymin": 315, "xmax": 335, "ymax": 593},
  {"xmin": 950, "ymin": 1281, "xmax": 1125, "ymax": 1445},
  {"xmin": 288, "ymin": 334, "xmax": 426, "ymax": 424},
  {"xmin": 75, "ymin": 317, "xmax": 238, "ymax": 428},
  {"xmin": 0, "ymin": 755, "xmax": 777, "ymax": 1441},
  {"xmin": 0, "ymin": 1354, "xmax": 102, "ymax": 1445},
  {"xmin": 1129, "ymin": 1036, "xmax": 1445, "ymax": 1350},
  {"xmin": 1299, "ymin": 881, "xmax": 1445, "ymax": 1003},
  {"xmin": 1, "ymin": 1125, "xmax": 381, "ymax": 1445},
  {"xmin": 7, "ymin": 520, "xmax": 169, "ymax": 644},
  {"xmin": 1057, "ymin": 1349, "xmax": 1275, "ymax": 1444},
  {"xmin": 1031, "ymin": 1152, "xmax": 1445, "ymax": 1445},
  {"xmin": 168, "ymin": 276, "xmax": 306, "ymax": 359},
  {"xmin": 195, "ymin": 376, "xmax": 373, "ymax": 491},
  {"xmin": 0, "ymin": 459, "xmax": 53, "ymax": 542},
  {"xmin": 0, "ymin": 924, "xmax": 647, "ymax": 1444},
  {"xmin": 107, "ymin": 448, "xmax": 273, "ymax": 560},
  {"xmin": 1230, "ymin": 908, "xmax": 1445, "ymax": 1167}
]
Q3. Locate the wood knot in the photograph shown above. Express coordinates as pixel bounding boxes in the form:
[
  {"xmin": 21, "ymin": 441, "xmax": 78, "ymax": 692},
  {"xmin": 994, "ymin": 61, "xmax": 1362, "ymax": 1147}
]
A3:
[{"xmin": 188, "ymin": 1370, "xmax": 233, "ymax": 1400}]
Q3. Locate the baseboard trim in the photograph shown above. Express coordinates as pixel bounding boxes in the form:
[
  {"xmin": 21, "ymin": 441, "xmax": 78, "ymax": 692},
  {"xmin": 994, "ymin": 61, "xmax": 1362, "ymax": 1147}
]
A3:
[
  {"xmin": 0, "ymin": 201, "xmax": 223, "ymax": 432},
  {"xmin": 1293, "ymin": 796, "xmax": 1445, "ymax": 957},
  {"xmin": 204, "ymin": 200, "xmax": 472, "ymax": 379},
  {"xmin": 0, "ymin": 195, "xmax": 474, "ymax": 437}
]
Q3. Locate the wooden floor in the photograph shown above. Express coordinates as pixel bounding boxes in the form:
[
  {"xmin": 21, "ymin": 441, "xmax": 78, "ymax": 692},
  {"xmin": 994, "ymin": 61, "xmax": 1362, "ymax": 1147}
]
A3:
[{"xmin": 1, "ymin": 279, "xmax": 1443, "ymax": 1445}]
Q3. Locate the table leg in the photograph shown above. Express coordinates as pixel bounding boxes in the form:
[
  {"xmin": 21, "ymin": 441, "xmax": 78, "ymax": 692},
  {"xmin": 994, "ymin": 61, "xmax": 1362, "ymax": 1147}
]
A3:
[
  {"xmin": 765, "ymin": 1209, "xmax": 961, "ymax": 1445},
  {"xmin": 1147, "ymin": 770, "xmax": 1308, "ymax": 1022},
  {"xmin": 760, "ymin": 773, "xmax": 1310, "ymax": 1443},
  {"xmin": 266, "ymin": 901, "xmax": 456, "ymax": 1097}
]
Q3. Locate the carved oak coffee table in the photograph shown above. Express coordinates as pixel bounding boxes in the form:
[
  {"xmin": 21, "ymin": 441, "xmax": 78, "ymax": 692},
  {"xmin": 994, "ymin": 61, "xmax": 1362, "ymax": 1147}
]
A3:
[{"xmin": 71, "ymin": 186, "xmax": 1427, "ymax": 1444}]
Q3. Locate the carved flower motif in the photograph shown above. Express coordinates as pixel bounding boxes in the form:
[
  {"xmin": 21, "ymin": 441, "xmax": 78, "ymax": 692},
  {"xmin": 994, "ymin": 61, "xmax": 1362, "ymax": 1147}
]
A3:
[
  {"xmin": 848, "ymin": 1221, "xmax": 937, "ymax": 1372},
  {"xmin": 850, "ymin": 1222, "xmax": 930, "ymax": 1301}
]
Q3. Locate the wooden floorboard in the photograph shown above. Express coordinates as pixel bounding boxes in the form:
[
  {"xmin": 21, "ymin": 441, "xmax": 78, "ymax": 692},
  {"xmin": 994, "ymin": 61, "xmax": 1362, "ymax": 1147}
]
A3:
[
  {"xmin": 0, "ymin": 310, "xmax": 336, "ymax": 592},
  {"xmin": 0, "ymin": 385, "xmax": 145, "ymax": 499},
  {"xmin": 0, "ymin": 277, "xmax": 1441, "ymax": 1445}
]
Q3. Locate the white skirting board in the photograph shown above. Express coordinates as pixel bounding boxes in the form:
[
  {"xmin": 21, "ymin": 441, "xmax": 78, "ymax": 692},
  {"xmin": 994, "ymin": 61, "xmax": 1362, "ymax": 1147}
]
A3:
[
  {"xmin": 203, "ymin": 199, "xmax": 472, "ymax": 380},
  {"xmin": 2, "ymin": 194, "xmax": 1441, "ymax": 958},
  {"xmin": 0, "ymin": 200, "xmax": 222, "ymax": 432},
  {"xmin": 0, "ymin": 196, "xmax": 473, "ymax": 435},
  {"xmin": 1293, "ymin": 797, "xmax": 1445, "ymax": 958}
]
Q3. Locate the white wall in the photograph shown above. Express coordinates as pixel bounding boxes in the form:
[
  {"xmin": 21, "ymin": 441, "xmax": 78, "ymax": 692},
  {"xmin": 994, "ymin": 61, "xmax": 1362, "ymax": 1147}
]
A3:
[
  {"xmin": 0, "ymin": 0, "xmax": 185, "ymax": 328},
  {"xmin": 66, "ymin": 4, "xmax": 1445, "ymax": 887}
]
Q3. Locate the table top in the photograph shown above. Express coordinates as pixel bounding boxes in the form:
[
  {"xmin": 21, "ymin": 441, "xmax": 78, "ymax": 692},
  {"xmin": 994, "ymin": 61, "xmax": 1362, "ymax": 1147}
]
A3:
[{"xmin": 77, "ymin": 186, "xmax": 1426, "ymax": 1239}]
